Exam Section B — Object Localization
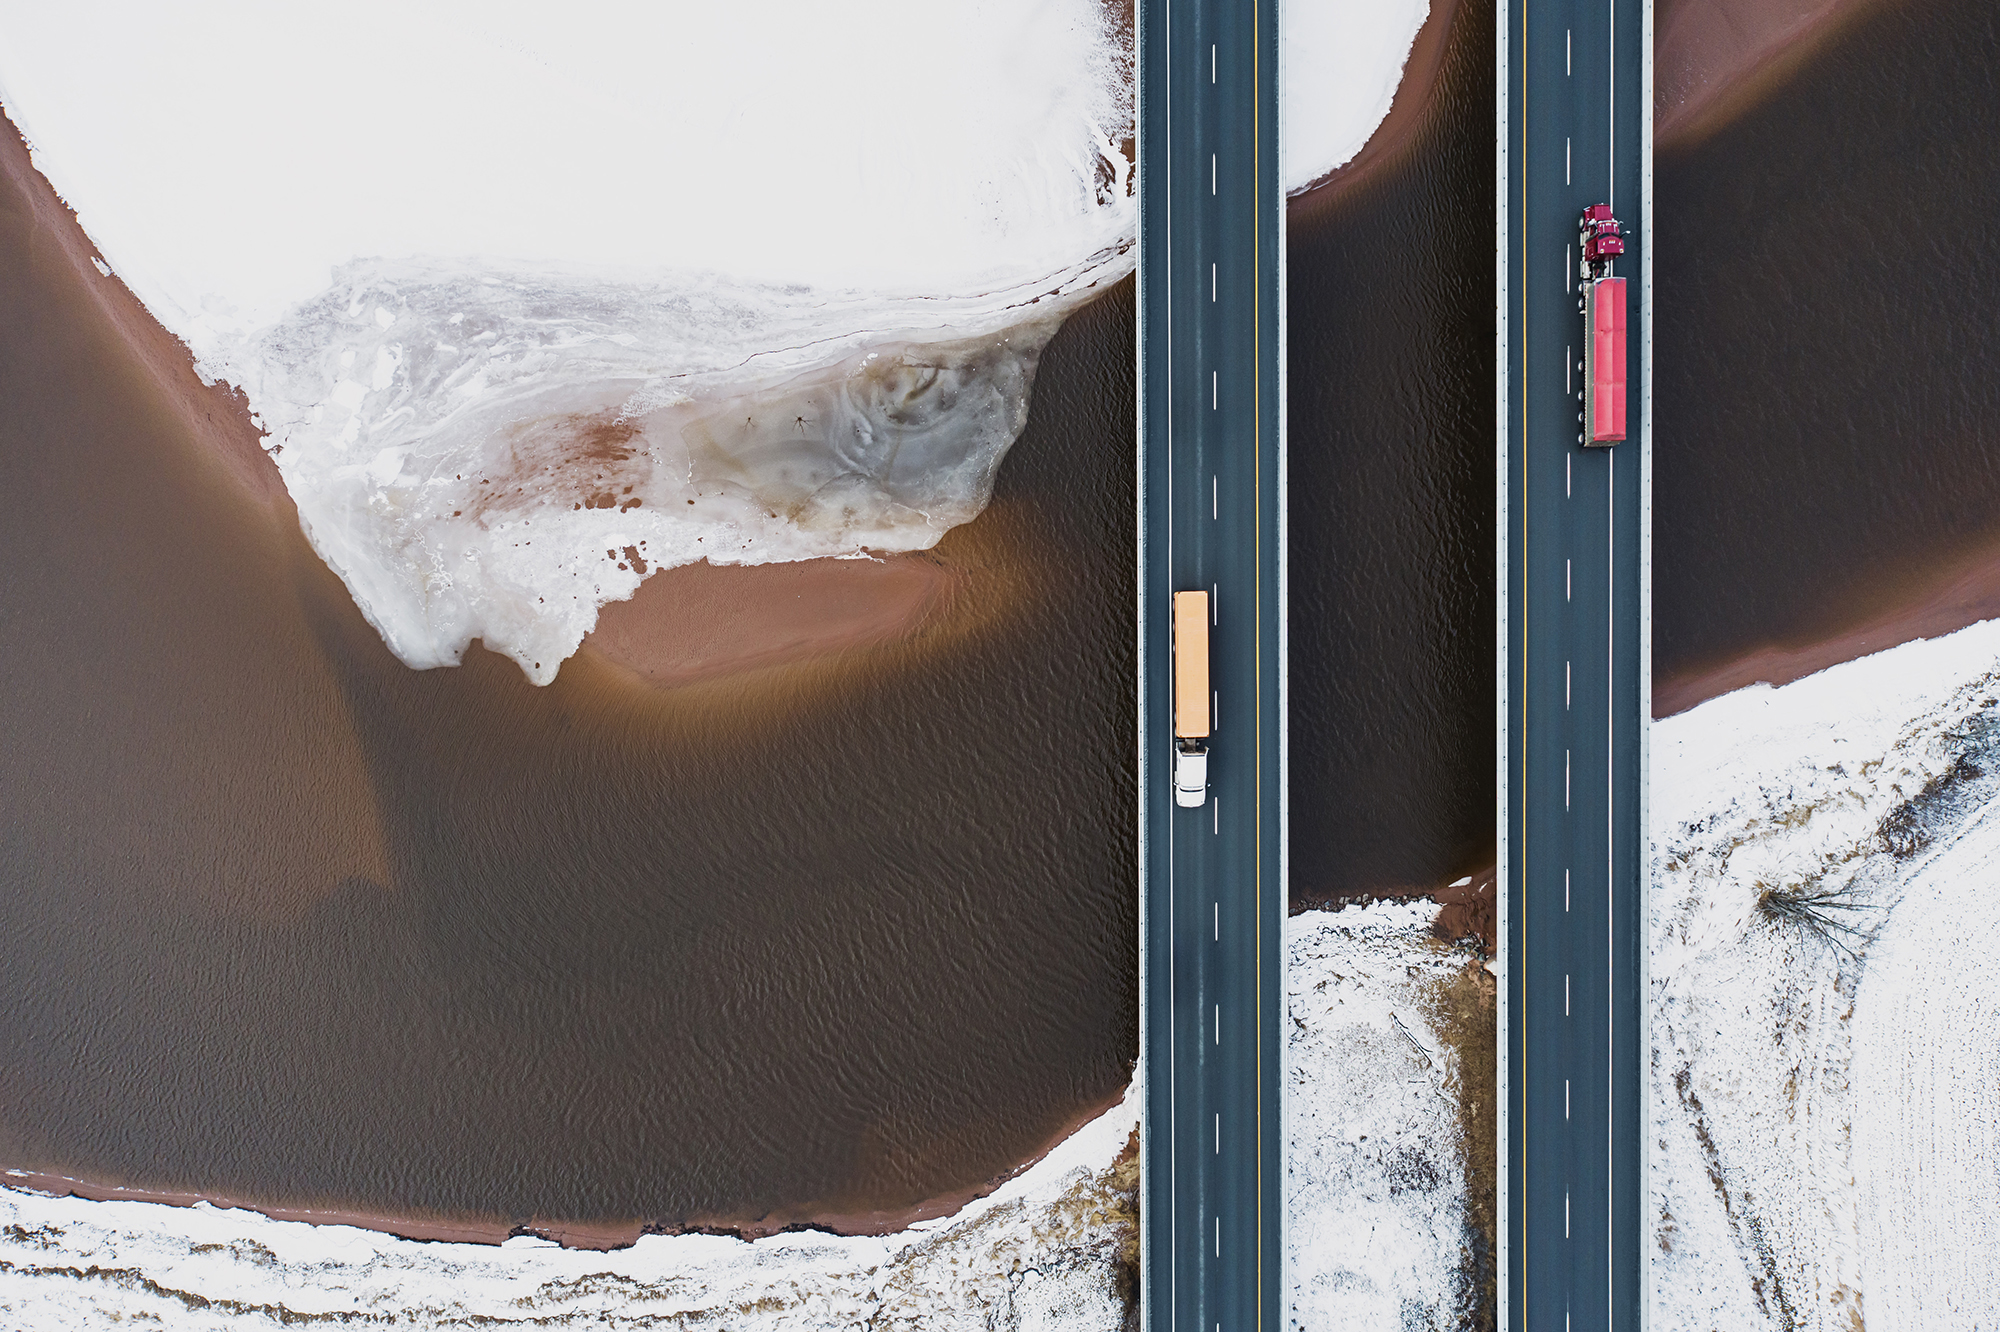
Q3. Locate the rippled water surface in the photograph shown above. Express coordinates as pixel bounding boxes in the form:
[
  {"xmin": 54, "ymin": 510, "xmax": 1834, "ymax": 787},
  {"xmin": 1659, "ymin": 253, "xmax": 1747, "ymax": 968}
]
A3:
[
  {"xmin": 1286, "ymin": 0, "xmax": 1496, "ymax": 902},
  {"xmin": 0, "ymin": 160, "xmax": 1139, "ymax": 1229},
  {"xmin": 1654, "ymin": 0, "xmax": 2000, "ymax": 681}
]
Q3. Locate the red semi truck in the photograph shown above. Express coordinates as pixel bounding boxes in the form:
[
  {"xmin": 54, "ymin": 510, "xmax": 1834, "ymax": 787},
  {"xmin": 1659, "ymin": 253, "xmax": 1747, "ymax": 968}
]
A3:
[{"xmin": 1577, "ymin": 204, "xmax": 1627, "ymax": 447}]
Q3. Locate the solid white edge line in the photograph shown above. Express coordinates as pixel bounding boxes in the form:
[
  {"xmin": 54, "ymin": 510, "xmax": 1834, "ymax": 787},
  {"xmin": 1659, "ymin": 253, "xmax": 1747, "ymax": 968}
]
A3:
[
  {"xmin": 1638, "ymin": 0, "xmax": 1655, "ymax": 1324},
  {"xmin": 1275, "ymin": 0, "xmax": 1292, "ymax": 1310},
  {"xmin": 1494, "ymin": 0, "xmax": 1512, "ymax": 1322},
  {"xmin": 1133, "ymin": 3, "xmax": 1165, "ymax": 1329}
]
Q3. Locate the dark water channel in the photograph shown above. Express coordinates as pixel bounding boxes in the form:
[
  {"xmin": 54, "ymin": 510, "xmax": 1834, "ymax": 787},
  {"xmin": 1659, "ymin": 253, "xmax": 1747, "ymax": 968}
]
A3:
[
  {"xmin": 1654, "ymin": 0, "xmax": 2000, "ymax": 681},
  {"xmin": 0, "ymin": 156, "xmax": 1139, "ymax": 1230},
  {"xmin": 1286, "ymin": 0, "xmax": 1497, "ymax": 902}
]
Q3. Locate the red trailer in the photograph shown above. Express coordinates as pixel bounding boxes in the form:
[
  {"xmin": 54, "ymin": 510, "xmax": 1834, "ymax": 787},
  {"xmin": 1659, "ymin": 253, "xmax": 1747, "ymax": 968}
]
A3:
[{"xmin": 1583, "ymin": 276, "xmax": 1627, "ymax": 446}]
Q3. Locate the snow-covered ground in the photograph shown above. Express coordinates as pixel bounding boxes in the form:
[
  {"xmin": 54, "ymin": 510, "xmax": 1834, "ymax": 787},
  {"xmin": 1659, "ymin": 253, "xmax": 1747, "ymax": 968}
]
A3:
[
  {"xmin": 1281, "ymin": 0, "xmax": 1432, "ymax": 193},
  {"xmin": 0, "ymin": 903, "xmax": 1484, "ymax": 1328},
  {"xmin": 1287, "ymin": 902, "xmax": 1486, "ymax": 1330},
  {"xmin": 0, "ymin": 1090, "xmax": 1140, "ymax": 1332},
  {"xmin": 1652, "ymin": 618, "xmax": 2000, "ymax": 1331}
]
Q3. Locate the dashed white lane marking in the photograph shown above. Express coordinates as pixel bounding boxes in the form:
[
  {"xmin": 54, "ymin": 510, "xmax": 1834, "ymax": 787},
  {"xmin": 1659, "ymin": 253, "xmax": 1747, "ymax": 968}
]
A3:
[
  {"xmin": 1565, "ymin": 868, "xmax": 1571, "ymax": 911},
  {"xmin": 1215, "ymin": 1113, "xmax": 1220, "ymax": 1154},
  {"xmin": 1212, "ymin": 475, "xmax": 1217, "ymax": 518},
  {"xmin": 1566, "ymin": 660, "xmax": 1571, "ymax": 709},
  {"xmin": 1214, "ymin": 1004, "xmax": 1220, "ymax": 1045},
  {"xmin": 1566, "ymin": 136, "xmax": 1572, "ymax": 184},
  {"xmin": 1566, "ymin": 974, "xmax": 1571, "ymax": 1016},
  {"xmin": 1567, "ymin": 558, "xmax": 1572, "ymax": 600},
  {"xmin": 1567, "ymin": 28, "xmax": 1572, "ymax": 75},
  {"xmin": 1211, "ymin": 369, "xmax": 1217, "ymax": 409},
  {"xmin": 1210, "ymin": 43, "xmax": 1216, "ymax": 83},
  {"xmin": 1211, "ymin": 262, "xmax": 1217, "ymax": 301},
  {"xmin": 1211, "ymin": 153, "xmax": 1216, "ymax": 194},
  {"xmin": 1566, "ymin": 1078, "xmax": 1572, "ymax": 1119},
  {"xmin": 1566, "ymin": 749, "xmax": 1571, "ymax": 809}
]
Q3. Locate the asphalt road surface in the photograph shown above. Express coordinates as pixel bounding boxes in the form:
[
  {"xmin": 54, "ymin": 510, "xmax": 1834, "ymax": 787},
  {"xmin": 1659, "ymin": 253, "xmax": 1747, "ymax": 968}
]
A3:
[
  {"xmin": 1504, "ymin": 0, "xmax": 1648, "ymax": 1328},
  {"xmin": 1138, "ymin": 1, "xmax": 1284, "ymax": 1330}
]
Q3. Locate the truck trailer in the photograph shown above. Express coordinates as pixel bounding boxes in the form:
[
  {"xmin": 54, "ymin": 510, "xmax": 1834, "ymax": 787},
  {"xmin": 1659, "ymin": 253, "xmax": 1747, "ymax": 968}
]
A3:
[
  {"xmin": 1577, "ymin": 204, "xmax": 1628, "ymax": 447},
  {"xmin": 1172, "ymin": 590, "xmax": 1210, "ymax": 808}
]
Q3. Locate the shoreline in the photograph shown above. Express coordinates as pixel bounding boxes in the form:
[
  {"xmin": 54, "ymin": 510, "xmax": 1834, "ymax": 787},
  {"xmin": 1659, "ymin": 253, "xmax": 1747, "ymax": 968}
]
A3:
[
  {"xmin": 1, "ymin": 1084, "xmax": 1131, "ymax": 1252},
  {"xmin": 3, "ymin": 107, "xmax": 983, "ymax": 691},
  {"xmin": 1655, "ymin": 0, "xmax": 1896, "ymax": 148},
  {"xmin": 1292, "ymin": 862, "xmax": 1497, "ymax": 957},
  {"xmin": 1286, "ymin": 0, "xmax": 1461, "ymax": 213},
  {"xmin": 0, "ymin": 114, "xmax": 282, "ymax": 506},
  {"xmin": 1655, "ymin": 535, "xmax": 2000, "ymax": 718}
]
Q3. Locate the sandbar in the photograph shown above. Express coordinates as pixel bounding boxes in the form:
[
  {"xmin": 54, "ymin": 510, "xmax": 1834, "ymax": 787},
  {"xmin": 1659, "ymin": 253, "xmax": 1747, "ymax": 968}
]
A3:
[
  {"xmin": 1655, "ymin": 0, "xmax": 1900, "ymax": 147},
  {"xmin": 582, "ymin": 553, "xmax": 961, "ymax": 688}
]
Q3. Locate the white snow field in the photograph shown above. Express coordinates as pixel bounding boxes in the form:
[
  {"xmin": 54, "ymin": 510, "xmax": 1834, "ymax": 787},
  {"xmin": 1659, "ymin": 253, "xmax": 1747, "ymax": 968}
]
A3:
[
  {"xmin": 0, "ymin": 905, "xmax": 1486, "ymax": 1328},
  {"xmin": 1281, "ymin": 0, "xmax": 1432, "ymax": 192},
  {"xmin": 1651, "ymin": 618, "xmax": 2000, "ymax": 1331},
  {"xmin": 1286, "ymin": 902, "xmax": 1484, "ymax": 1330}
]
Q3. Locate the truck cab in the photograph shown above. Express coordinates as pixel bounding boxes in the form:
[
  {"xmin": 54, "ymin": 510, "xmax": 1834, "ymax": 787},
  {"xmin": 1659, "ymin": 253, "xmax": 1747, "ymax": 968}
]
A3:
[{"xmin": 1172, "ymin": 591, "xmax": 1211, "ymax": 809}]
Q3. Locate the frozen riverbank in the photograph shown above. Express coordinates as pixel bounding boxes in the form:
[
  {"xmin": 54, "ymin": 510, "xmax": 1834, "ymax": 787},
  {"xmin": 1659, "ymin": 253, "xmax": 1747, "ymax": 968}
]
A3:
[
  {"xmin": 1652, "ymin": 617, "xmax": 2000, "ymax": 1329},
  {"xmin": 0, "ymin": 903, "xmax": 1490, "ymax": 1328}
]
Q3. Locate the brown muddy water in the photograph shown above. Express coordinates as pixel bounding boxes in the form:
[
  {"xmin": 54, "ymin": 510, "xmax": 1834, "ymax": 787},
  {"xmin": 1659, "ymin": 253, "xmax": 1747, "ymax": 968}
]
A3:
[
  {"xmin": 0, "ymin": 143, "xmax": 1139, "ymax": 1231},
  {"xmin": 1286, "ymin": 0, "xmax": 1497, "ymax": 904},
  {"xmin": 1654, "ymin": 0, "xmax": 2000, "ymax": 688}
]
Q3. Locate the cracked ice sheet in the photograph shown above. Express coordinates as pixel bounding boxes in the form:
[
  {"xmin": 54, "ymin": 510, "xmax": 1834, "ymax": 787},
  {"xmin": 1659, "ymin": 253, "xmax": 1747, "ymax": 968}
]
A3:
[
  {"xmin": 0, "ymin": 1088, "xmax": 1137, "ymax": 1331},
  {"xmin": 1651, "ymin": 617, "xmax": 2000, "ymax": 1331},
  {"xmin": 1286, "ymin": 901, "xmax": 1477, "ymax": 1330}
]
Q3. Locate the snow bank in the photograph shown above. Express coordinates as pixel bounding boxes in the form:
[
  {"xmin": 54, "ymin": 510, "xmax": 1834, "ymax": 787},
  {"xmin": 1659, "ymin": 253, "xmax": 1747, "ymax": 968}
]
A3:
[
  {"xmin": 1286, "ymin": 901, "xmax": 1482, "ymax": 1330},
  {"xmin": 1281, "ymin": 0, "xmax": 1432, "ymax": 192},
  {"xmin": 1651, "ymin": 618, "xmax": 2000, "ymax": 1331},
  {"xmin": 0, "ymin": 1089, "xmax": 1138, "ymax": 1331},
  {"xmin": 0, "ymin": 0, "xmax": 1134, "ymax": 682}
]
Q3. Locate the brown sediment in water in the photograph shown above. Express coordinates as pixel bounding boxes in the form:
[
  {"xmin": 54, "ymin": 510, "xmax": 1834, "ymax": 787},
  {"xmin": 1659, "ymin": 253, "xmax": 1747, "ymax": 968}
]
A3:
[
  {"xmin": 1655, "ymin": 535, "xmax": 2000, "ymax": 718},
  {"xmin": 3, "ymin": 1082, "xmax": 1133, "ymax": 1250},
  {"xmin": 1288, "ymin": 0, "xmax": 1463, "ymax": 213},
  {"xmin": 1655, "ymin": 0, "xmax": 1904, "ymax": 147},
  {"xmin": 582, "ymin": 553, "xmax": 962, "ymax": 688}
]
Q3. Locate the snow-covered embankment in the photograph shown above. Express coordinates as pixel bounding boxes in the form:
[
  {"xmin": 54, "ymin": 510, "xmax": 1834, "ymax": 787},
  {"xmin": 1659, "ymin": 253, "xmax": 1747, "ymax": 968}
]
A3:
[{"xmin": 1653, "ymin": 619, "xmax": 2000, "ymax": 1330}]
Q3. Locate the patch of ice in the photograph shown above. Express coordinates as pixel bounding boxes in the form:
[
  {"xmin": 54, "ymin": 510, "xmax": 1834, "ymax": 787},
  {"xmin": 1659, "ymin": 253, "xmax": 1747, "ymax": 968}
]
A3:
[
  {"xmin": 1281, "ymin": 0, "xmax": 1432, "ymax": 193},
  {"xmin": 1651, "ymin": 617, "xmax": 2000, "ymax": 1331},
  {"xmin": 239, "ymin": 262, "xmax": 1109, "ymax": 683}
]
